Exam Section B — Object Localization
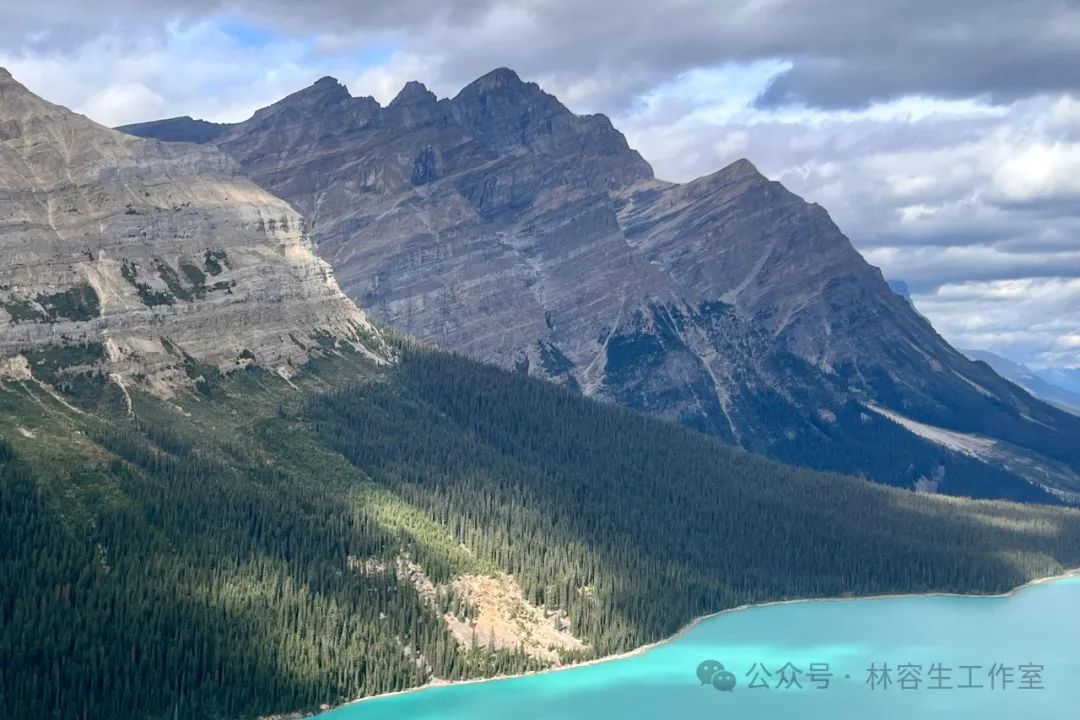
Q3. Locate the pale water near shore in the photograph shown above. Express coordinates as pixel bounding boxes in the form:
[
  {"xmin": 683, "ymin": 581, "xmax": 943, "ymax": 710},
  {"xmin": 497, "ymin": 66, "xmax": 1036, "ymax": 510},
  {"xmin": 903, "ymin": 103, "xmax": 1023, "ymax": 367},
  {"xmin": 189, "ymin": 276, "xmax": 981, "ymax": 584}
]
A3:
[{"xmin": 319, "ymin": 576, "xmax": 1080, "ymax": 719}]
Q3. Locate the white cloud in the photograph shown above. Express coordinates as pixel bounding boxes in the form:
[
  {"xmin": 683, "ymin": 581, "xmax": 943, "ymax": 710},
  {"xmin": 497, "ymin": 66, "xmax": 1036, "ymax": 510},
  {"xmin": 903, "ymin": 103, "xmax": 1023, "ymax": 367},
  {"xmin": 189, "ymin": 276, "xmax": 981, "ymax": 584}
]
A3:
[
  {"xmin": 0, "ymin": 21, "xmax": 394, "ymax": 125},
  {"xmin": 349, "ymin": 53, "xmax": 434, "ymax": 104},
  {"xmin": 913, "ymin": 277, "xmax": 1080, "ymax": 367},
  {"xmin": 78, "ymin": 82, "xmax": 166, "ymax": 127},
  {"xmin": 1050, "ymin": 95, "xmax": 1080, "ymax": 134},
  {"xmin": 991, "ymin": 142, "xmax": 1080, "ymax": 203},
  {"xmin": 887, "ymin": 174, "xmax": 939, "ymax": 200}
]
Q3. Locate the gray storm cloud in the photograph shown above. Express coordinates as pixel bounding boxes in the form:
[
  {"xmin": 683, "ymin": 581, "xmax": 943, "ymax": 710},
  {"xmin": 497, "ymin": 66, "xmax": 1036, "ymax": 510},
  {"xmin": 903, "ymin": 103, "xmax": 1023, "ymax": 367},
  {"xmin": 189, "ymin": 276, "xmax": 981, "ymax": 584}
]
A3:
[{"xmin": 6, "ymin": 0, "xmax": 1080, "ymax": 110}]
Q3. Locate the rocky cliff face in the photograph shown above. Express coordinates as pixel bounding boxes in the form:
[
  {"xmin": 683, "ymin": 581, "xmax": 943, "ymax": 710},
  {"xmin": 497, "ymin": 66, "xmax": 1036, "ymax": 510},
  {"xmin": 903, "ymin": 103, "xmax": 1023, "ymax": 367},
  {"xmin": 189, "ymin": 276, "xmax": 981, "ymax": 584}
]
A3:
[
  {"xmin": 123, "ymin": 68, "xmax": 1080, "ymax": 501},
  {"xmin": 0, "ymin": 68, "xmax": 384, "ymax": 396}
]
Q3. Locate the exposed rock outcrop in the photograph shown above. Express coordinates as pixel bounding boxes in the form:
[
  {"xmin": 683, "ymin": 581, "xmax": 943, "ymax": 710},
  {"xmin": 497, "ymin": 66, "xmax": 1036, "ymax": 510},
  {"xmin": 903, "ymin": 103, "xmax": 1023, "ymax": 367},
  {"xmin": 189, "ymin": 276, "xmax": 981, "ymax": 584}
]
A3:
[
  {"xmin": 0, "ymin": 68, "xmax": 385, "ymax": 394},
  {"xmin": 123, "ymin": 68, "xmax": 1080, "ymax": 501}
]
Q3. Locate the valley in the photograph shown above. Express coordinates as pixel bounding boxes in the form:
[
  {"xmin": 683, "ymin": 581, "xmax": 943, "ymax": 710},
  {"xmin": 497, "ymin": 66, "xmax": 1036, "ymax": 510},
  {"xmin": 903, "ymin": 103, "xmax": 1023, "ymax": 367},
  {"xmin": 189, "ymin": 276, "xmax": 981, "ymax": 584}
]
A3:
[{"xmin": 5, "ymin": 338, "xmax": 1080, "ymax": 718}]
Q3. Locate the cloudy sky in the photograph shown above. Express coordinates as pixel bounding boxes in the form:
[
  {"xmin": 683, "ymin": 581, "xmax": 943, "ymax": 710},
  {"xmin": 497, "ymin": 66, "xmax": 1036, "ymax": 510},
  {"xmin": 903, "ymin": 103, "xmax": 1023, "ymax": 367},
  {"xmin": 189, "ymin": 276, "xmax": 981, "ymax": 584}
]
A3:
[{"xmin": 3, "ymin": 0, "xmax": 1080, "ymax": 370}]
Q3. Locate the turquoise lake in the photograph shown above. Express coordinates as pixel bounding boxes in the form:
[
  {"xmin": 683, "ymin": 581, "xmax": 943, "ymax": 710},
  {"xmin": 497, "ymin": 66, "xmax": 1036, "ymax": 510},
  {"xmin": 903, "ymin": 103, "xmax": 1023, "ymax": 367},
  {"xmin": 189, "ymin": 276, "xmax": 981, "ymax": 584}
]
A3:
[{"xmin": 320, "ymin": 576, "xmax": 1080, "ymax": 719}]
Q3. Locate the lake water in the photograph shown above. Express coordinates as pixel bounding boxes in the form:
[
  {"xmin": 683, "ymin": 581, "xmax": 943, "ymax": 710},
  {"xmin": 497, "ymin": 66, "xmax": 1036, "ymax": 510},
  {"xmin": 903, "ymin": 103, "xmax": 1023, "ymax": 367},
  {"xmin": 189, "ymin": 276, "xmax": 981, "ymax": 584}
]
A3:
[{"xmin": 320, "ymin": 576, "xmax": 1080, "ymax": 719}]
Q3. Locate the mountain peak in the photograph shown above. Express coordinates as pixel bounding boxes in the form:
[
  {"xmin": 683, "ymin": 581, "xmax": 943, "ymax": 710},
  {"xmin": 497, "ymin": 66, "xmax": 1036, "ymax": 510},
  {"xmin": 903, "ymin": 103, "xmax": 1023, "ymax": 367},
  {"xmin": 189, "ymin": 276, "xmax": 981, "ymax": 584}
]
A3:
[
  {"xmin": 386, "ymin": 82, "xmax": 442, "ymax": 129},
  {"xmin": 455, "ymin": 67, "xmax": 533, "ymax": 100},
  {"xmin": 0, "ymin": 68, "xmax": 76, "ymax": 129},
  {"xmin": 683, "ymin": 158, "xmax": 769, "ymax": 192},
  {"xmin": 0, "ymin": 66, "xmax": 33, "ymax": 96},
  {"xmin": 476, "ymin": 67, "xmax": 523, "ymax": 88},
  {"xmin": 117, "ymin": 115, "xmax": 233, "ymax": 144},
  {"xmin": 276, "ymin": 75, "xmax": 351, "ymax": 108},
  {"xmin": 389, "ymin": 80, "xmax": 437, "ymax": 106},
  {"xmin": 303, "ymin": 75, "xmax": 349, "ymax": 98},
  {"xmin": 725, "ymin": 157, "xmax": 764, "ymax": 178},
  {"xmin": 239, "ymin": 75, "xmax": 353, "ymax": 127}
]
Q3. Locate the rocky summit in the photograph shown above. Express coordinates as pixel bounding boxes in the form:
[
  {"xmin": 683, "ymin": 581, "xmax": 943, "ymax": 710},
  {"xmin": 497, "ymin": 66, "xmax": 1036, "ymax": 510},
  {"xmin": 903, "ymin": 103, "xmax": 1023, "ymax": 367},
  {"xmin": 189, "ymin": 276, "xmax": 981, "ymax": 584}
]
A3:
[
  {"xmin": 122, "ymin": 68, "xmax": 1080, "ymax": 502},
  {"xmin": 0, "ymin": 69, "xmax": 384, "ymax": 396}
]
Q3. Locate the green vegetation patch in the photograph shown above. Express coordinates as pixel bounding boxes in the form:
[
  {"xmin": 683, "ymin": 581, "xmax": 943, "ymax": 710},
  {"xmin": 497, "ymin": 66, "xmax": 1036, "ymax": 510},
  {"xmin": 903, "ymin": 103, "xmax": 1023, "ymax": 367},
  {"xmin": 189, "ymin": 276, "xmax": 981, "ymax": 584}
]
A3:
[
  {"xmin": 121, "ymin": 259, "xmax": 174, "ymax": 307},
  {"xmin": 1, "ymin": 298, "xmax": 47, "ymax": 322},
  {"xmin": 2, "ymin": 285, "xmax": 101, "ymax": 323},
  {"xmin": 0, "ymin": 383, "xmax": 128, "ymax": 529},
  {"xmin": 536, "ymin": 340, "xmax": 579, "ymax": 390},
  {"xmin": 348, "ymin": 480, "xmax": 490, "ymax": 580},
  {"xmin": 121, "ymin": 256, "xmax": 237, "ymax": 307},
  {"xmin": 155, "ymin": 261, "xmax": 195, "ymax": 301},
  {"xmin": 23, "ymin": 342, "xmax": 105, "ymax": 385},
  {"xmin": 40, "ymin": 285, "xmax": 101, "ymax": 321},
  {"xmin": 22, "ymin": 342, "xmax": 110, "ymax": 406},
  {"xmin": 180, "ymin": 262, "xmax": 207, "ymax": 289},
  {"xmin": 203, "ymin": 249, "xmax": 230, "ymax": 276}
]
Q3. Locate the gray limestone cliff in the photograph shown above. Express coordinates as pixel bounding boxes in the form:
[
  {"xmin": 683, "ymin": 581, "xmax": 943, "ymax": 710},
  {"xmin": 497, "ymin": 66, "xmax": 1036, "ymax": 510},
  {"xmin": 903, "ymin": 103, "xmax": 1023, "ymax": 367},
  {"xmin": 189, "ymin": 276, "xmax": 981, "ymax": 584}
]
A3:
[{"xmin": 0, "ymin": 68, "xmax": 385, "ymax": 396}]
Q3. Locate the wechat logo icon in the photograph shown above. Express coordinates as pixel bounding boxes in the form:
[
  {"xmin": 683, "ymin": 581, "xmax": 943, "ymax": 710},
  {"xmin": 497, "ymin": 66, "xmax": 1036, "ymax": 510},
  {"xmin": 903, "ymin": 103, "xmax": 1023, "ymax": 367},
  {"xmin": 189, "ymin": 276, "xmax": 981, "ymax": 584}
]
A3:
[{"xmin": 696, "ymin": 659, "xmax": 737, "ymax": 692}]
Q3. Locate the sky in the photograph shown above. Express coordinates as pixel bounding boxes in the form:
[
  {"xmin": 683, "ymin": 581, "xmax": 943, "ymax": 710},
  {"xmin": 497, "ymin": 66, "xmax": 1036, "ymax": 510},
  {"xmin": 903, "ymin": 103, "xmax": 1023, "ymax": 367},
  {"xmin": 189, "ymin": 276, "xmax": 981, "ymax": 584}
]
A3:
[{"xmin": 2, "ymin": 0, "xmax": 1080, "ymax": 370}]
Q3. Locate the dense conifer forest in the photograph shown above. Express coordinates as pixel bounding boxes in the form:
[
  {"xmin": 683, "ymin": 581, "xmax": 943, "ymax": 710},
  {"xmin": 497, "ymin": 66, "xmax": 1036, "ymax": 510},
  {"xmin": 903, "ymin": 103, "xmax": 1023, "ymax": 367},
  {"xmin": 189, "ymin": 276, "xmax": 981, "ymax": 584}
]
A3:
[{"xmin": 3, "ymin": 343, "xmax": 1080, "ymax": 719}]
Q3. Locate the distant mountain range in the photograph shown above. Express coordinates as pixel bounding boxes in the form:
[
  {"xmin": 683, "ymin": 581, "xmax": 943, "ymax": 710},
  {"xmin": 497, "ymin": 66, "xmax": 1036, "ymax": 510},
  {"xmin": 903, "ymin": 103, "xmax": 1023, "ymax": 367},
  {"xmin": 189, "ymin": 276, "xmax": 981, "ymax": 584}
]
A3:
[
  {"xmin": 885, "ymin": 283, "xmax": 1080, "ymax": 416},
  {"xmin": 118, "ymin": 68, "xmax": 1080, "ymax": 503},
  {"xmin": 118, "ymin": 115, "xmax": 231, "ymax": 144},
  {"xmin": 963, "ymin": 349, "xmax": 1080, "ymax": 416},
  {"xmin": 1040, "ymin": 366, "xmax": 1080, "ymax": 396}
]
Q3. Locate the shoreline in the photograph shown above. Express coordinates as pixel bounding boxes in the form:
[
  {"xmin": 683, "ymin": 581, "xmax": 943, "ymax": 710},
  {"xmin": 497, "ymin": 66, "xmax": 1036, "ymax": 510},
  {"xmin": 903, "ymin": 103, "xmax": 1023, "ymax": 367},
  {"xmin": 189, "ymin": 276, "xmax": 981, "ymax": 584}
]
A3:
[{"xmin": 316, "ymin": 567, "xmax": 1079, "ymax": 715}]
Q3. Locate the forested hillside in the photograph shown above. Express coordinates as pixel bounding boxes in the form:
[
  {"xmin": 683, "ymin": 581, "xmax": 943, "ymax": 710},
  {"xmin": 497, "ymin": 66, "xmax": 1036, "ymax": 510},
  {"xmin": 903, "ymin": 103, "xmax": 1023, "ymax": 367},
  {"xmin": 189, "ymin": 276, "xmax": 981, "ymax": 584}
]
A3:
[{"xmin": 3, "ymin": 341, "xmax": 1080, "ymax": 719}]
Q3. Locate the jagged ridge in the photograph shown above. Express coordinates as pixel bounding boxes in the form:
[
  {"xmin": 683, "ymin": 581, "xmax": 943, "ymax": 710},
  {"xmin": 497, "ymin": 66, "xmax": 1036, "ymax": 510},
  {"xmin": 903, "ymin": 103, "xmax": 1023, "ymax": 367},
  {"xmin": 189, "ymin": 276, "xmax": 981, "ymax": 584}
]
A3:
[{"xmin": 121, "ymin": 68, "xmax": 1080, "ymax": 501}]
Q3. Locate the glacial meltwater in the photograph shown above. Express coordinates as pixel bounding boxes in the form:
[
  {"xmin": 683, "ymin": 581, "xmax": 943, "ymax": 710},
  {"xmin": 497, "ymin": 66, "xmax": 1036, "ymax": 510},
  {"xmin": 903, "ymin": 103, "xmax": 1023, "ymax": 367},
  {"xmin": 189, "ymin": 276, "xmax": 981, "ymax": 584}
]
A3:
[{"xmin": 319, "ymin": 575, "xmax": 1080, "ymax": 719}]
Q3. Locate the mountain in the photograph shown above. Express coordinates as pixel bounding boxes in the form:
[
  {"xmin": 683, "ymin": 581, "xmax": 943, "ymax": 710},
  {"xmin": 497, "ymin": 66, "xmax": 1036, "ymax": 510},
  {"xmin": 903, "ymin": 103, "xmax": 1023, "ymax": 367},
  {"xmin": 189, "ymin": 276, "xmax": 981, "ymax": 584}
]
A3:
[
  {"xmin": 1039, "ymin": 366, "xmax": 1080, "ymax": 396},
  {"xmin": 964, "ymin": 349, "xmax": 1080, "ymax": 416},
  {"xmin": 887, "ymin": 278, "xmax": 929, "ymax": 320},
  {"xmin": 0, "ymin": 68, "xmax": 384, "ymax": 396},
  {"xmin": 117, "ymin": 115, "xmax": 233, "ymax": 143},
  {"xmin": 122, "ymin": 68, "xmax": 1080, "ymax": 503},
  {"xmin": 887, "ymin": 279, "xmax": 912, "ymax": 297},
  {"xmin": 9, "ymin": 68, "xmax": 1080, "ymax": 720}
]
